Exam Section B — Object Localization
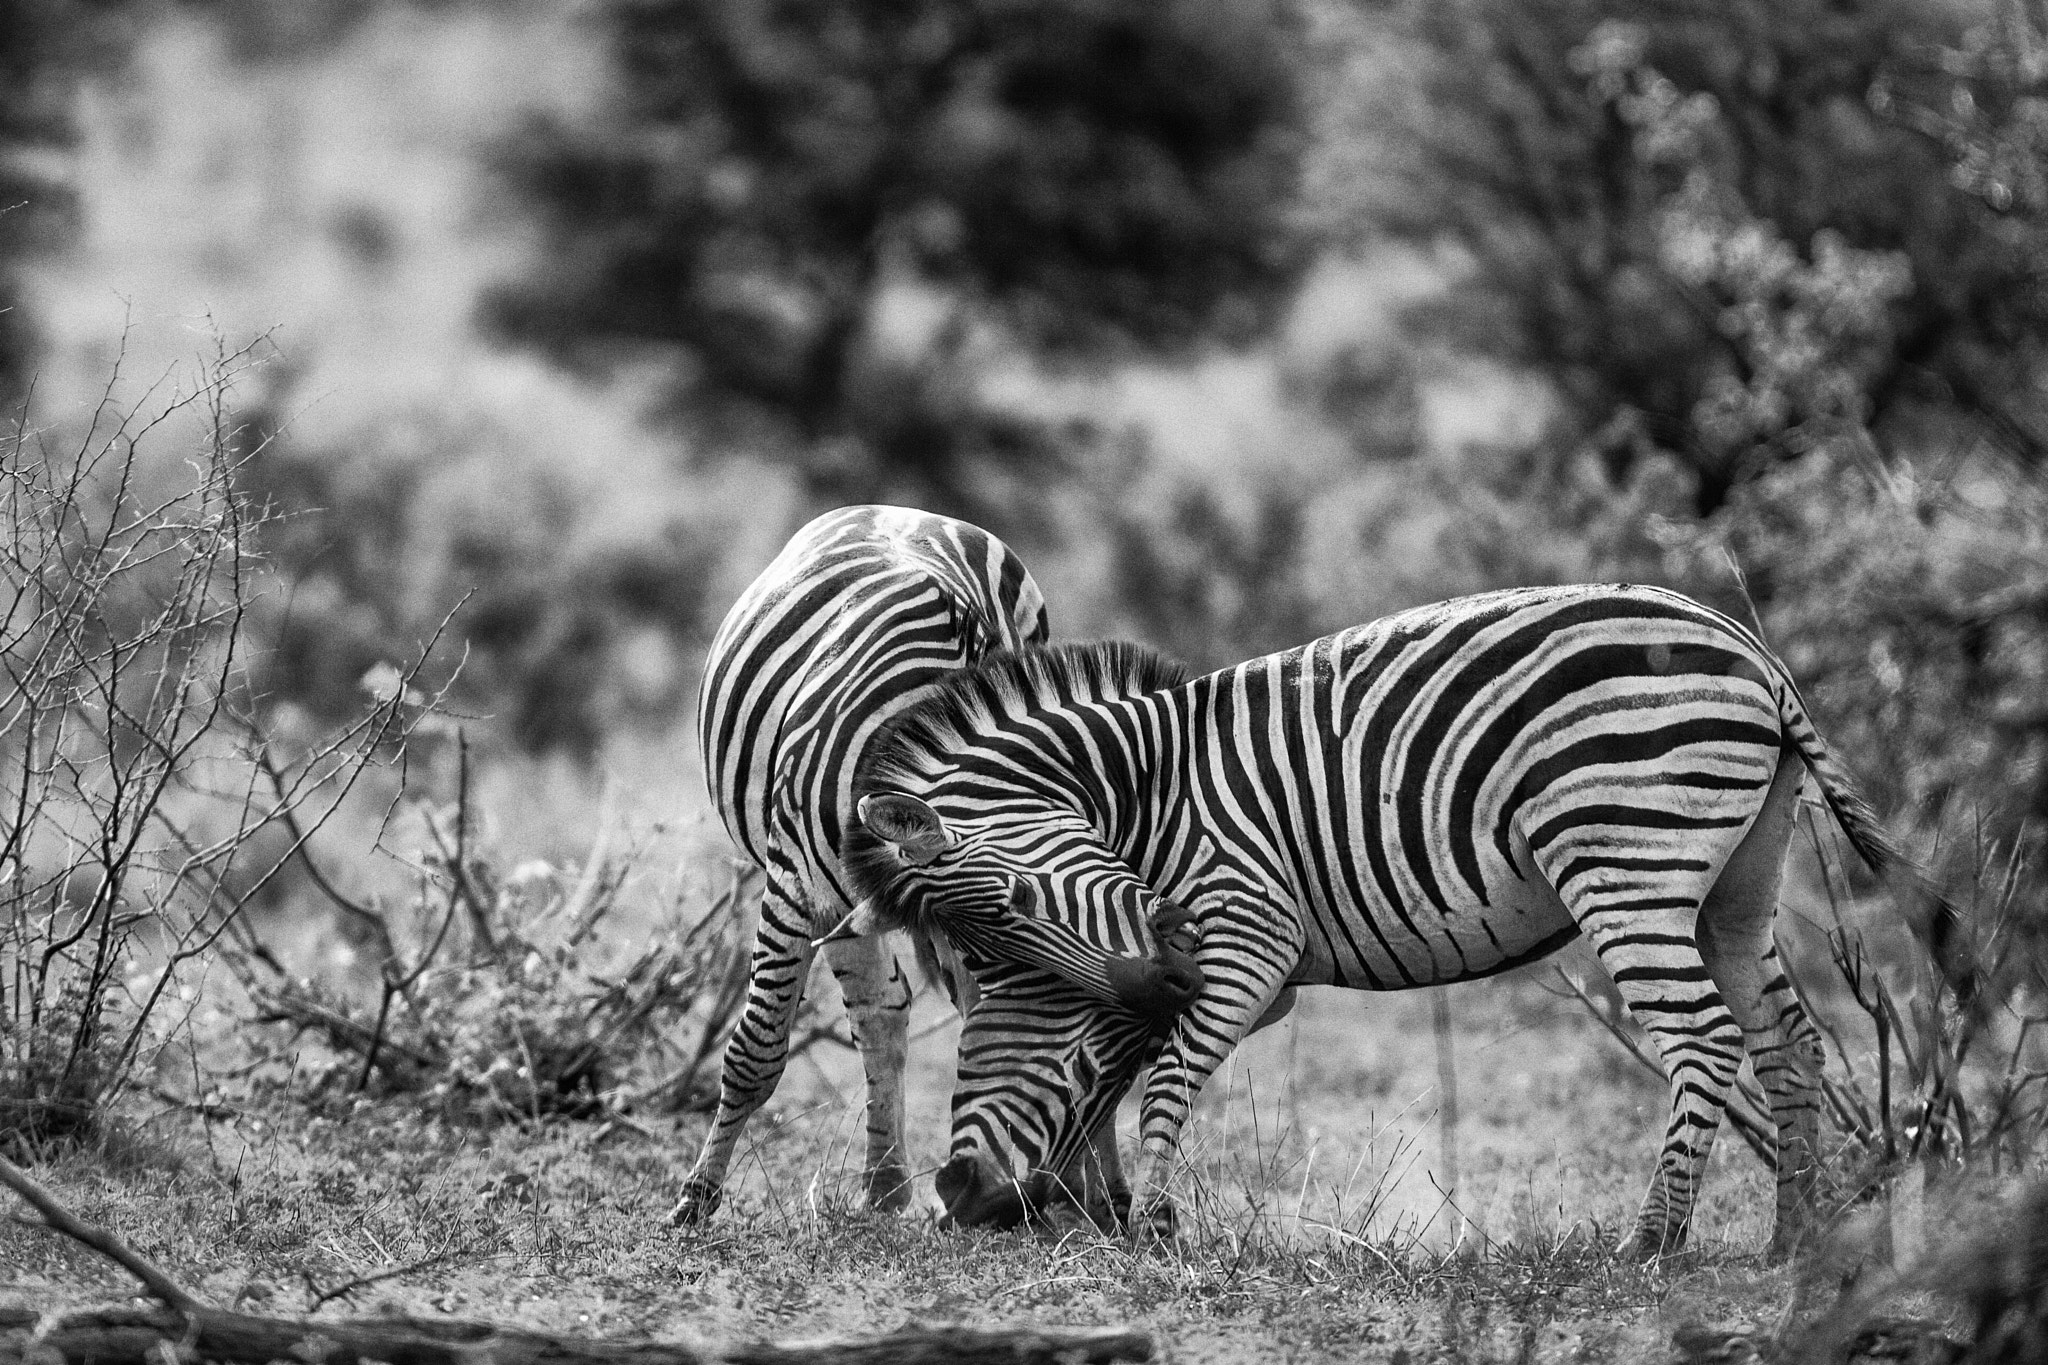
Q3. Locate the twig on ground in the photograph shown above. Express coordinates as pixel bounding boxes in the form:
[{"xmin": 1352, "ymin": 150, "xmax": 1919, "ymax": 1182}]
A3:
[
  {"xmin": 305, "ymin": 1247, "xmax": 495, "ymax": 1313},
  {"xmin": 0, "ymin": 1159, "xmax": 1156, "ymax": 1364},
  {"xmin": 0, "ymin": 1153, "xmax": 200, "ymax": 1313},
  {"xmin": 143, "ymin": 1085, "xmax": 239, "ymax": 1122}
]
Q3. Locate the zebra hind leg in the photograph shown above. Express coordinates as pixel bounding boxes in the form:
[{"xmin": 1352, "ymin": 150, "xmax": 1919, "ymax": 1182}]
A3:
[
  {"xmin": 822, "ymin": 927, "xmax": 917, "ymax": 1212},
  {"xmin": 672, "ymin": 865, "xmax": 816, "ymax": 1225},
  {"xmin": 1696, "ymin": 755, "xmax": 1827, "ymax": 1260},
  {"xmin": 1576, "ymin": 898, "xmax": 1746, "ymax": 1260}
]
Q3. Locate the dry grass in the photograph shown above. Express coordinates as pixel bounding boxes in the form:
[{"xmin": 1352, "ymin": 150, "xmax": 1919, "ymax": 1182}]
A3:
[
  {"xmin": 2, "ymin": 978, "xmax": 1759, "ymax": 1363},
  {"xmin": 14, "ymin": 916, "xmax": 2040, "ymax": 1362}
]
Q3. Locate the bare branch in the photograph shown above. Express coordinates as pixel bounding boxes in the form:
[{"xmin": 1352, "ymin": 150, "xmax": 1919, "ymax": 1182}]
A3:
[{"xmin": 0, "ymin": 1153, "xmax": 201, "ymax": 1313}]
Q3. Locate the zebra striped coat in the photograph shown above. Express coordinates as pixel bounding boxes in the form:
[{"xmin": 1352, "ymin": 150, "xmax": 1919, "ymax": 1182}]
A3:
[
  {"xmin": 845, "ymin": 584, "xmax": 1912, "ymax": 1257},
  {"xmin": 671, "ymin": 505, "xmax": 1048, "ymax": 1224}
]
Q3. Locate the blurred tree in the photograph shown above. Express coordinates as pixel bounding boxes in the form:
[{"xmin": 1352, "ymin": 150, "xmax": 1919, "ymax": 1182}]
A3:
[
  {"xmin": 1100, "ymin": 454, "xmax": 1325, "ymax": 671},
  {"xmin": 1704, "ymin": 445, "xmax": 2048, "ymax": 841},
  {"xmin": 1712, "ymin": 5, "xmax": 2048, "ymax": 856},
  {"xmin": 1354, "ymin": 0, "xmax": 2048, "ymax": 513},
  {"xmin": 483, "ymin": 0, "xmax": 1315, "ymax": 524}
]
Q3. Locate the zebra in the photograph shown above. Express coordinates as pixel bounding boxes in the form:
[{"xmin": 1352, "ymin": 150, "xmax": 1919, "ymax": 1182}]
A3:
[
  {"xmin": 670, "ymin": 505, "xmax": 1053, "ymax": 1224},
  {"xmin": 673, "ymin": 505, "xmax": 1182, "ymax": 1224},
  {"xmin": 843, "ymin": 583, "xmax": 1927, "ymax": 1258}
]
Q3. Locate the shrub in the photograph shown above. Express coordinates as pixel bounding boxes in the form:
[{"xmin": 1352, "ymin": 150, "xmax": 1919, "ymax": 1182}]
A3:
[
  {"xmin": 231, "ymin": 758, "xmax": 835, "ymax": 1126},
  {"xmin": 0, "ymin": 344, "xmax": 434, "ymax": 1153}
]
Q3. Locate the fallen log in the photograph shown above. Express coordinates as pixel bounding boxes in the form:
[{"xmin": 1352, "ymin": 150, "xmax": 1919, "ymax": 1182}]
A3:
[
  {"xmin": 0, "ymin": 1306, "xmax": 1152, "ymax": 1365},
  {"xmin": 0, "ymin": 1157, "xmax": 1150, "ymax": 1365}
]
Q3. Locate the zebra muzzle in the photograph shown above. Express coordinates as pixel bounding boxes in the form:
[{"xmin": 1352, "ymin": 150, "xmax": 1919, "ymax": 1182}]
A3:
[
  {"xmin": 935, "ymin": 1153, "xmax": 1033, "ymax": 1230},
  {"xmin": 936, "ymin": 1154, "xmax": 1099, "ymax": 1233},
  {"xmin": 1103, "ymin": 901, "xmax": 1204, "ymax": 1026}
]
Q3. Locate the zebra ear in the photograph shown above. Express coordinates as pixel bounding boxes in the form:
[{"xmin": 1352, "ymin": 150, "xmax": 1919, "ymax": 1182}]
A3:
[{"xmin": 857, "ymin": 792, "xmax": 954, "ymax": 865}]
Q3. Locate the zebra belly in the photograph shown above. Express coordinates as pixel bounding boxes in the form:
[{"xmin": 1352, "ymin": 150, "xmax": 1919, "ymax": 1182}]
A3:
[{"xmin": 1309, "ymin": 824, "xmax": 1579, "ymax": 990}]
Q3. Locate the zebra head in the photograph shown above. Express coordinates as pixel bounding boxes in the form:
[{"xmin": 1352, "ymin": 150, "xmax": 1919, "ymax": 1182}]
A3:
[
  {"xmin": 850, "ymin": 788, "xmax": 1202, "ymax": 1022},
  {"xmin": 843, "ymin": 642, "xmax": 1203, "ymax": 1022},
  {"xmin": 935, "ymin": 968, "xmax": 1167, "ymax": 1230}
]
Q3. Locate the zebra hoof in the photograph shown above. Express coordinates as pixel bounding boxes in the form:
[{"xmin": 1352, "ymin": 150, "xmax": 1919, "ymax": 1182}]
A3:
[
  {"xmin": 1096, "ymin": 1186, "xmax": 1133, "ymax": 1233},
  {"xmin": 1765, "ymin": 1222, "xmax": 1816, "ymax": 1264},
  {"xmin": 866, "ymin": 1164, "xmax": 915, "ymax": 1213},
  {"xmin": 1041, "ymin": 1200, "xmax": 1105, "ymax": 1240},
  {"xmin": 1129, "ymin": 1198, "xmax": 1178, "ymax": 1249},
  {"xmin": 1620, "ymin": 1227, "xmax": 1689, "ymax": 1262},
  {"xmin": 669, "ymin": 1179, "xmax": 722, "ymax": 1226}
]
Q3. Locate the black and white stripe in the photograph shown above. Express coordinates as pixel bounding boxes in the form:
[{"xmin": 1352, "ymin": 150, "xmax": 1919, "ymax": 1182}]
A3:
[
  {"xmin": 848, "ymin": 583, "xmax": 1907, "ymax": 1256},
  {"xmin": 671, "ymin": 505, "xmax": 1047, "ymax": 1223}
]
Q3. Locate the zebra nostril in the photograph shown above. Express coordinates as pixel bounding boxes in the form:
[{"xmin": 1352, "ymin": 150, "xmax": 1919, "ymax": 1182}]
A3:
[{"xmin": 1160, "ymin": 951, "xmax": 1203, "ymax": 1004}]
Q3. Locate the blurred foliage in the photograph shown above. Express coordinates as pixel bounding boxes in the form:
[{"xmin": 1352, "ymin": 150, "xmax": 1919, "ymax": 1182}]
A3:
[
  {"xmin": 1093, "ymin": 326, "xmax": 1428, "ymax": 672},
  {"xmin": 1708, "ymin": 446, "xmax": 2048, "ymax": 838},
  {"xmin": 247, "ymin": 406, "xmax": 719, "ymax": 755},
  {"xmin": 1105, "ymin": 478, "xmax": 1323, "ymax": 672},
  {"xmin": 0, "ymin": 0, "xmax": 131, "ymax": 402},
  {"xmin": 1361, "ymin": 0, "xmax": 2048, "ymax": 513},
  {"xmin": 482, "ymin": 0, "xmax": 1316, "ymax": 521},
  {"xmin": 1088, "ymin": 435, "xmax": 1332, "ymax": 672},
  {"xmin": 1372, "ymin": 0, "xmax": 2048, "ymax": 906}
]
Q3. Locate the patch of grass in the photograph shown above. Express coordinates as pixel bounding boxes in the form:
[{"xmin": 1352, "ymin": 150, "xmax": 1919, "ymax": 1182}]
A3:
[{"xmin": 2, "ymin": 986, "xmax": 1724, "ymax": 1364}]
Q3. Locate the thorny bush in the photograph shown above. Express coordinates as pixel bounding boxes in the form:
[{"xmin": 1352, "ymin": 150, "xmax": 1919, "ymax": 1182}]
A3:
[
  {"xmin": 1, "ymin": 345, "xmax": 429, "ymax": 1153},
  {"xmin": 232, "ymin": 774, "xmax": 838, "ymax": 1127}
]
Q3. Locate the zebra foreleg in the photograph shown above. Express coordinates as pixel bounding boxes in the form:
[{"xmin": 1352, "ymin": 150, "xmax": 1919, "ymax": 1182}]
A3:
[
  {"xmin": 1128, "ymin": 915, "xmax": 1301, "ymax": 1246},
  {"xmin": 673, "ymin": 867, "xmax": 816, "ymax": 1225},
  {"xmin": 822, "ymin": 927, "xmax": 917, "ymax": 1212},
  {"xmin": 1044, "ymin": 1116, "xmax": 1132, "ymax": 1234}
]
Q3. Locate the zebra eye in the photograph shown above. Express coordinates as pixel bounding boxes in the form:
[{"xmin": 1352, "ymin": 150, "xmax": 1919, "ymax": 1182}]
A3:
[{"xmin": 1005, "ymin": 875, "xmax": 1039, "ymax": 919}]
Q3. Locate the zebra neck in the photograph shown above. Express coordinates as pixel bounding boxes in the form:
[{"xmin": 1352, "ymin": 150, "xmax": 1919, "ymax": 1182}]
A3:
[
  {"xmin": 1072, "ymin": 690, "xmax": 1198, "ymax": 883},
  {"xmin": 1035, "ymin": 690, "xmax": 1184, "ymax": 872}
]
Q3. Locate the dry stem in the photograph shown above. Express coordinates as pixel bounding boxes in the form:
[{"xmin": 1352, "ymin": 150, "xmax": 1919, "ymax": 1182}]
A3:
[{"xmin": 0, "ymin": 1152, "xmax": 198, "ymax": 1312}]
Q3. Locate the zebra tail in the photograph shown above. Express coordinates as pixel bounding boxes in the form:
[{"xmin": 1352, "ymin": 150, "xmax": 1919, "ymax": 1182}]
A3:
[{"xmin": 1771, "ymin": 672, "xmax": 1976, "ymax": 1008}]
